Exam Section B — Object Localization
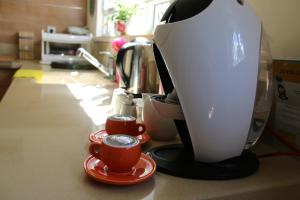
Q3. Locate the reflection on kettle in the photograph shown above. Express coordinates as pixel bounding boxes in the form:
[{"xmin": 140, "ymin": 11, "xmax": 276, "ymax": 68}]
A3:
[{"xmin": 116, "ymin": 37, "xmax": 160, "ymax": 97}]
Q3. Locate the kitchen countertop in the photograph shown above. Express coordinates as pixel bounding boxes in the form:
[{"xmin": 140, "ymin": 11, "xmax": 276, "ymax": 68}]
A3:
[{"xmin": 0, "ymin": 66, "xmax": 300, "ymax": 200}]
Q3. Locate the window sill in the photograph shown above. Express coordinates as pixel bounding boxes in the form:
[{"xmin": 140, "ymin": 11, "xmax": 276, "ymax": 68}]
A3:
[{"xmin": 94, "ymin": 34, "xmax": 154, "ymax": 42}]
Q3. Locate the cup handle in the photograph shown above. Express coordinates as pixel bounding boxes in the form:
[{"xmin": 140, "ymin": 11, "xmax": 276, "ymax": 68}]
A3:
[
  {"xmin": 89, "ymin": 142, "xmax": 102, "ymax": 160},
  {"xmin": 134, "ymin": 123, "xmax": 146, "ymax": 136}
]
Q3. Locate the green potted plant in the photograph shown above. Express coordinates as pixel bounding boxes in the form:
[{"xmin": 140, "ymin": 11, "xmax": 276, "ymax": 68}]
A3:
[{"xmin": 110, "ymin": 3, "xmax": 137, "ymax": 35}]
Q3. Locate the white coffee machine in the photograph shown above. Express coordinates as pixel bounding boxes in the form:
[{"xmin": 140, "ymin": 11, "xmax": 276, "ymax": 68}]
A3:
[{"xmin": 149, "ymin": 0, "xmax": 273, "ymax": 179}]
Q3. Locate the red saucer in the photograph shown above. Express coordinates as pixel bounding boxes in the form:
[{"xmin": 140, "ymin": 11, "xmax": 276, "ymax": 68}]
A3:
[
  {"xmin": 83, "ymin": 153, "xmax": 156, "ymax": 185},
  {"xmin": 89, "ymin": 130, "xmax": 151, "ymax": 145}
]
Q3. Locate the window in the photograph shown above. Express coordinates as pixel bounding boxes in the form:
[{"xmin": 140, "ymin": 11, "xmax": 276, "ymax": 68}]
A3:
[{"xmin": 100, "ymin": 0, "xmax": 173, "ymax": 36}]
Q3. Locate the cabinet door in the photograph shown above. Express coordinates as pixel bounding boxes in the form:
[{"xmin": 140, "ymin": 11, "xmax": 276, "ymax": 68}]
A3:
[{"xmin": 0, "ymin": 69, "xmax": 18, "ymax": 101}]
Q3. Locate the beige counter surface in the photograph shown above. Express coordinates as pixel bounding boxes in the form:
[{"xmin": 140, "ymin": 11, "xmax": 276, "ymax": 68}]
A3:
[{"xmin": 0, "ymin": 71, "xmax": 300, "ymax": 200}]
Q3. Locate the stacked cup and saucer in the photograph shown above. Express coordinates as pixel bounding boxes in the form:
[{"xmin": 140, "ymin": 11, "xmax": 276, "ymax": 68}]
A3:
[
  {"xmin": 84, "ymin": 114, "xmax": 156, "ymax": 185},
  {"xmin": 89, "ymin": 115, "xmax": 151, "ymax": 145}
]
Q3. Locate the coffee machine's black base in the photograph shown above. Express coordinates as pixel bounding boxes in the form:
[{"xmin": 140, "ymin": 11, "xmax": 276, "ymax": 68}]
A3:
[{"xmin": 149, "ymin": 144, "xmax": 259, "ymax": 180}]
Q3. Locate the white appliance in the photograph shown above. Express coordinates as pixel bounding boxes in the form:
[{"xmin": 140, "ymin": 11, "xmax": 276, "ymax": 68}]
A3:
[{"xmin": 149, "ymin": 0, "xmax": 273, "ymax": 179}]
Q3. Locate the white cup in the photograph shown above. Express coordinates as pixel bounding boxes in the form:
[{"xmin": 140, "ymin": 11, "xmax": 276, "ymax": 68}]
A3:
[
  {"xmin": 133, "ymin": 98, "xmax": 144, "ymax": 122},
  {"xmin": 142, "ymin": 93, "xmax": 178, "ymax": 141},
  {"xmin": 111, "ymin": 89, "xmax": 135, "ymax": 116},
  {"xmin": 119, "ymin": 103, "xmax": 136, "ymax": 117},
  {"xmin": 111, "ymin": 88, "xmax": 126, "ymax": 114}
]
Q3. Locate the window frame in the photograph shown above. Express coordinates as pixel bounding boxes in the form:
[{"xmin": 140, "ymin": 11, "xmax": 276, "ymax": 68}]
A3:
[{"xmin": 99, "ymin": 0, "xmax": 172, "ymax": 36}]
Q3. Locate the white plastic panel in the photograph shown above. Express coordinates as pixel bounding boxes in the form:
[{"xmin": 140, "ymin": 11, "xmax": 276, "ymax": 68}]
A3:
[
  {"xmin": 154, "ymin": 0, "xmax": 261, "ymax": 162},
  {"xmin": 42, "ymin": 31, "xmax": 92, "ymax": 44}
]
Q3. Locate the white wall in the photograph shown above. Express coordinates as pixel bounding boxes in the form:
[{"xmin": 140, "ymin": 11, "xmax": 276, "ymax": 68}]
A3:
[
  {"xmin": 91, "ymin": 0, "xmax": 300, "ymax": 60},
  {"xmin": 248, "ymin": 0, "xmax": 300, "ymax": 60},
  {"xmin": 87, "ymin": 0, "xmax": 102, "ymax": 37}
]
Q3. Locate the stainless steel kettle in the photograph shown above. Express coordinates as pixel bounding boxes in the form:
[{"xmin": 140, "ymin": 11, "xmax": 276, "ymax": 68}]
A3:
[{"xmin": 116, "ymin": 37, "xmax": 159, "ymax": 96}]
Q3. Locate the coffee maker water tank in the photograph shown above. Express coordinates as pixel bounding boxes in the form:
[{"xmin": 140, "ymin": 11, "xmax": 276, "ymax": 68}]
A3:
[{"xmin": 153, "ymin": 0, "xmax": 273, "ymax": 162}]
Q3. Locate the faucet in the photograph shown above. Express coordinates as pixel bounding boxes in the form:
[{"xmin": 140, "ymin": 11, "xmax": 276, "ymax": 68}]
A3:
[
  {"xmin": 99, "ymin": 51, "xmax": 115, "ymax": 80},
  {"xmin": 76, "ymin": 48, "xmax": 110, "ymax": 76}
]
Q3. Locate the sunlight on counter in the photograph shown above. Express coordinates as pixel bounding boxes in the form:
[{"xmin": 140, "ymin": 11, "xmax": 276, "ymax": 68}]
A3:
[
  {"xmin": 66, "ymin": 83, "xmax": 114, "ymax": 126},
  {"xmin": 13, "ymin": 69, "xmax": 117, "ymax": 126}
]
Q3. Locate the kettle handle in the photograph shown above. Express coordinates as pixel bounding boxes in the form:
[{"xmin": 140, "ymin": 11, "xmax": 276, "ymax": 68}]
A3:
[{"xmin": 116, "ymin": 42, "xmax": 138, "ymax": 89}]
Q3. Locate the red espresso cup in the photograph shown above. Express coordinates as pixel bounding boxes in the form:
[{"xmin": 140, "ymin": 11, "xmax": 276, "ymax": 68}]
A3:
[
  {"xmin": 89, "ymin": 134, "xmax": 141, "ymax": 172},
  {"xmin": 105, "ymin": 114, "xmax": 146, "ymax": 136}
]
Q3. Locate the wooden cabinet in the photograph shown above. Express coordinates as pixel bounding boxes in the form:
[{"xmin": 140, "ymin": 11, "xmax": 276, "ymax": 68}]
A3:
[
  {"xmin": 0, "ymin": 65, "xmax": 20, "ymax": 101},
  {"xmin": 19, "ymin": 32, "xmax": 34, "ymax": 60}
]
